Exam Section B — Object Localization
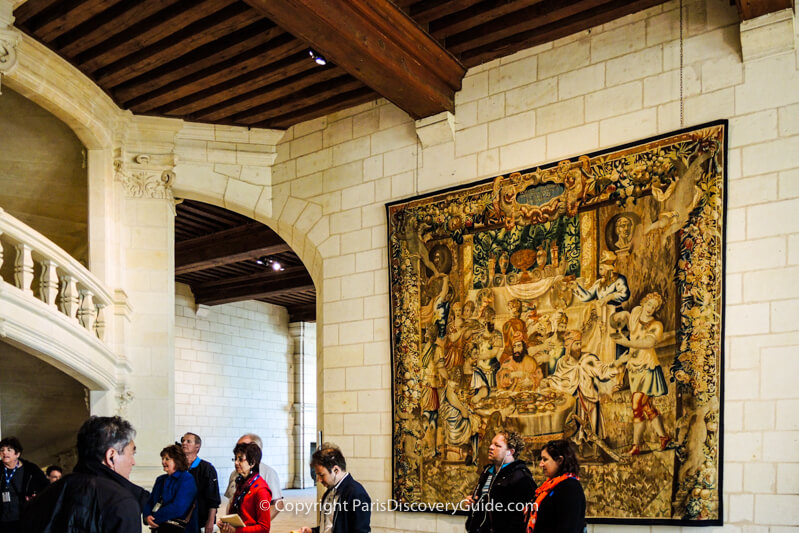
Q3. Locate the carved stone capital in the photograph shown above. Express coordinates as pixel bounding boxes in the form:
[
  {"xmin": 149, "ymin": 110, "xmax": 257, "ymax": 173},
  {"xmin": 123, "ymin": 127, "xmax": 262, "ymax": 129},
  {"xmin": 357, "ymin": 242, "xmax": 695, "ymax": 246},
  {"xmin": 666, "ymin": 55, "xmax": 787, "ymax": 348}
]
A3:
[
  {"xmin": 0, "ymin": 27, "xmax": 20, "ymax": 76},
  {"xmin": 114, "ymin": 153, "xmax": 176, "ymax": 200}
]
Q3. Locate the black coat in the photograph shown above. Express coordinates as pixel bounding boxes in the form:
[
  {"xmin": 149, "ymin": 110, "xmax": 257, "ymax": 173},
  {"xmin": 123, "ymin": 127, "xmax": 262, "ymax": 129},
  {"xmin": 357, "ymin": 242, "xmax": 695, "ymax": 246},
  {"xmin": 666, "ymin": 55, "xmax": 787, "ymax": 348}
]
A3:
[
  {"xmin": 466, "ymin": 460, "xmax": 537, "ymax": 533},
  {"xmin": 531, "ymin": 477, "xmax": 586, "ymax": 533},
  {"xmin": 20, "ymin": 459, "xmax": 149, "ymax": 533},
  {"xmin": 312, "ymin": 473, "xmax": 370, "ymax": 533},
  {"xmin": 0, "ymin": 458, "xmax": 48, "ymax": 524},
  {"xmin": 188, "ymin": 459, "xmax": 221, "ymax": 526}
]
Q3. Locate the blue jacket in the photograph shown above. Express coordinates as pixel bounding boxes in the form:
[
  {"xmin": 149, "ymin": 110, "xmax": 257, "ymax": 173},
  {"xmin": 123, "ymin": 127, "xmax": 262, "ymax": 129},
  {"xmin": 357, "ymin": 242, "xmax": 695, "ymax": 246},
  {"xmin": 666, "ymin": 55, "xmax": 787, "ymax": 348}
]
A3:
[{"xmin": 144, "ymin": 470, "xmax": 199, "ymax": 533}]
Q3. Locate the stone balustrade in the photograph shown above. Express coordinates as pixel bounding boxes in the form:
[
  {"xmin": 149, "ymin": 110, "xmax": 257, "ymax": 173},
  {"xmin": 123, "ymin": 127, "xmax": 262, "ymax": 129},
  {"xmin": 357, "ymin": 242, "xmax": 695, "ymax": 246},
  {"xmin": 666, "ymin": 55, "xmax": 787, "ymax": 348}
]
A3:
[
  {"xmin": 0, "ymin": 208, "xmax": 111, "ymax": 340},
  {"xmin": 0, "ymin": 207, "xmax": 120, "ymax": 390}
]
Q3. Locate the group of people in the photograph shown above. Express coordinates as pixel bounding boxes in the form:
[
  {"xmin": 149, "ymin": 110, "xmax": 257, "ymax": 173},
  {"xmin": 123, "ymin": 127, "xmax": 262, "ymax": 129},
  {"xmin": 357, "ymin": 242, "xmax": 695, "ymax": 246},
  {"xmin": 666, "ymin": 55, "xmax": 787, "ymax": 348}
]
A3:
[
  {"xmin": 465, "ymin": 433, "xmax": 586, "ymax": 533},
  {"xmin": 3, "ymin": 416, "xmax": 374, "ymax": 533}
]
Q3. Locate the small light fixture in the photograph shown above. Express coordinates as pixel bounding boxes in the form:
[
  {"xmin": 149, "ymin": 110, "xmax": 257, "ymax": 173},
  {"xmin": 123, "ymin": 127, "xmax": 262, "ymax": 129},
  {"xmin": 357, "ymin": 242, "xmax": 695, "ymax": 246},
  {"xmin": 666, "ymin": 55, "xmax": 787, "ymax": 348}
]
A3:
[
  {"xmin": 256, "ymin": 256, "xmax": 284, "ymax": 271},
  {"xmin": 308, "ymin": 49, "xmax": 327, "ymax": 66}
]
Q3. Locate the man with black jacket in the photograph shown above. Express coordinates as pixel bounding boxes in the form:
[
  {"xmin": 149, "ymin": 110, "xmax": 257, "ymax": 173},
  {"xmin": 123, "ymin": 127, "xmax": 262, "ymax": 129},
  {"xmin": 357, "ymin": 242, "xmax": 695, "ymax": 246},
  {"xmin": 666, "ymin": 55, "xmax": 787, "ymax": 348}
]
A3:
[
  {"xmin": 181, "ymin": 432, "xmax": 221, "ymax": 532},
  {"xmin": 0, "ymin": 437, "xmax": 48, "ymax": 533},
  {"xmin": 299, "ymin": 444, "xmax": 371, "ymax": 533},
  {"xmin": 465, "ymin": 430, "xmax": 537, "ymax": 533},
  {"xmin": 20, "ymin": 416, "xmax": 149, "ymax": 533}
]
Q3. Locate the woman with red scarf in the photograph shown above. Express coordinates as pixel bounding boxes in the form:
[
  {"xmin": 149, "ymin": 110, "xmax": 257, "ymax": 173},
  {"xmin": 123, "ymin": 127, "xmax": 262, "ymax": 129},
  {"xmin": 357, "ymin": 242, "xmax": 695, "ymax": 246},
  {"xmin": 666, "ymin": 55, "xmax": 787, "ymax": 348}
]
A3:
[
  {"xmin": 218, "ymin": 443, "xmax": 271, "ymax": 533},
  {"xmin": 526, "ymin": 440, "xmax": 585, "ymax": 533}
]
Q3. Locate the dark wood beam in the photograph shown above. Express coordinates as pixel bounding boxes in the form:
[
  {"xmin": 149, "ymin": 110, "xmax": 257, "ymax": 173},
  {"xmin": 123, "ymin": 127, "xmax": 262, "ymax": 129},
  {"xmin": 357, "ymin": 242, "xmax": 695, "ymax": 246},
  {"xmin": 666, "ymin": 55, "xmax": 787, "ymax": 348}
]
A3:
[
  {"xmin": 94, "ymin": 3, "xmax": 255, "ymax": 88},
  {"xmin": 57, "ymin": 0, "xmax": 192, "ymax": 57},
  {"xmin": 410, "ymin": 0, "xmax": 485, "ymax": 25},
  {"xmin": 736, "ymin": 0, "xmax": 792, "ymax": 20},
  {"xmin": 175, "ymin": 223, "xmax": 291, "ymax": 275},
  {"xmin": 12, "ymin": 0, "xmax": 60, "ymax": 26},
  {"xmin": 195, "ymin": 272, "xmax": 315, "ymax": 306},
  {"xmin": 193, "ymin": 264, "xmax": 307, "ymax": 290},
  {"xmin": 33, "ymin": 0, "xmax": 120, "ymax": 43},
  {"xmin": 191, "ymin": 66, "xmax": 345, "ymax": 121},
  {"xmin": 75, "ymin": 0, "xmax": 234, "ymax": 74},
  {"xmin": 242, "ymin": 0, "xmax": 466, "ymax": 119},
  {"xmin": 430, "ymin": 0, "xmax": 546, "ymax": 39},
  {"xmin": 263, "ymin": 87, "xmax": 377, "ymax": 129}
]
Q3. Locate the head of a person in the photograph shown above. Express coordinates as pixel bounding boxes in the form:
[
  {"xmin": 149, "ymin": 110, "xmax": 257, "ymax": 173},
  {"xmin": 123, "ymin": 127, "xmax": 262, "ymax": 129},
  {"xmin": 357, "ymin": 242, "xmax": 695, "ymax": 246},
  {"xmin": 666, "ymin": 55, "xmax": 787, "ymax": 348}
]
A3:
[
  {"xmin": 462, "ymin": 300, "xmax": 476, "ymax": 319},
  {"xmin": 507, "ymin": 298, "xmax": 522, "ymax": 317},
  {"xmin": 554, "ymin": 312, "xmax": 569, "ymax": 334},
  {"xmin": 615, "ymin": 215, "xmax": 633, "ymax": 240},
  {"xmin": 564, "ymin": 329, "xmax": 582, "ymax": 359},
  {"xmin": 77, "ymin": 416, "xmax": 137, "ymax": 479},
  {"xmin": 181, "ymin": 432, "xmax": 202, "ymax": 459},
  {"xmin": 311, "ymin": 445, "xmax": 347, "ymax": 489},
  {"xmin": 540, "ymin": 439, "xmax": 579, "ymax": 479},
  {"xmin": 233, "ymin": 442, "xmax": 261, "ymax": 478},
  {"xmin": 237, "ymin": 433, "xmax": 264, "ymax": 449},
  {"xmin": 0, "ymin": 437, "xmax": 22, "ymax": 468},
  {"xmin": 641, "ymin": 292, "xmax": 663, "ymax": 315},
  {"xmin": 161, "ymin": 444, "xmax": 189, "ymax": 476},
  {"xmin": 488, "ymin": 430, "xmax": 524, "ymax": 466},
  {"xmin": 46, "ymin": 465, "xmax": 63, "ymax": 483},
  {"xmin": 598, "ymin": 251, "xmax": 617, "ymax": 278}
]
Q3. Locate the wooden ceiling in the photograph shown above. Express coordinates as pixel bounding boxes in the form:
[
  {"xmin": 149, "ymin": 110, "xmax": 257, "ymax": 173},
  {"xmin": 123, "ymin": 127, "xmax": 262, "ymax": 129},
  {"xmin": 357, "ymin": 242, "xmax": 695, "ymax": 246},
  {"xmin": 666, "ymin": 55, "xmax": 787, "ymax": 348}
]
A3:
[
  {"xmin": 9, "ymin": 0, "xmax": 690, "ymax": 130},
  {"xmin": 12, "ymin": 0, "xmax": 789, "ymax": 129},
  {"xmin": 175, "ymin": 199, "xmax": 315, "ymax": 322}
]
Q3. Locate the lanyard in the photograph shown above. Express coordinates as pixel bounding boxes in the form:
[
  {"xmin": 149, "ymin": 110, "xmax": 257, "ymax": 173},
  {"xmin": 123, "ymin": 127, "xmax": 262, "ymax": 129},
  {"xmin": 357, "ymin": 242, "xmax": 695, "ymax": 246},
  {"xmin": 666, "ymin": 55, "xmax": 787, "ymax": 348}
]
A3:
[
  {"xmin": 231, "ymin": 474, "xmax": 260, "ymax": 513},
  {"xmin": 3, "ymin": 465, "xmax": 19, "ymax": 487}
]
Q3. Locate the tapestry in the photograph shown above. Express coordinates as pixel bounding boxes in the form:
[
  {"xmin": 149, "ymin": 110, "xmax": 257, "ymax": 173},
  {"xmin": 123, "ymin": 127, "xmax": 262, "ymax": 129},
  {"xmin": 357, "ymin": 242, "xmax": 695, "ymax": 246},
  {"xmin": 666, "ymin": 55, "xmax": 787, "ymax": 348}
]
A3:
[{"xmin": 387, "ymin": 122, "xmax": 726, "ymax": 524}]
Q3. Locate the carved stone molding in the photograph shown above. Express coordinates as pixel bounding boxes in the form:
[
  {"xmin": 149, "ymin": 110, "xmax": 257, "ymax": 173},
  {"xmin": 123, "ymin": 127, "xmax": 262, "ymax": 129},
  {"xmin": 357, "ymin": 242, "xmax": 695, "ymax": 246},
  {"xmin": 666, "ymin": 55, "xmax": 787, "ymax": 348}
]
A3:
[
  {"xmin": 115, "ymin": 385, "xmax": 135, "ymax": 417},
  {"xmin": 114, "ymin": 156, "xmax": 176, "ymax": 200},
  {"xmin": 0, "ymin": 27, "xmax": 20, "ymax": 91}
]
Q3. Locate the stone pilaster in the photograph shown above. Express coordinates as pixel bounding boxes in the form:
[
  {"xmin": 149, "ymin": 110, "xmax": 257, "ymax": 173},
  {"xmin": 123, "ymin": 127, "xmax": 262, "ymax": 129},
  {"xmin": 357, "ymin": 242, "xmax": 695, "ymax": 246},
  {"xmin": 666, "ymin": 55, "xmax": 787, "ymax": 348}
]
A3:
[{"xmin": 289, "ymin": 321, "xmax": 317, "ymax": 488}]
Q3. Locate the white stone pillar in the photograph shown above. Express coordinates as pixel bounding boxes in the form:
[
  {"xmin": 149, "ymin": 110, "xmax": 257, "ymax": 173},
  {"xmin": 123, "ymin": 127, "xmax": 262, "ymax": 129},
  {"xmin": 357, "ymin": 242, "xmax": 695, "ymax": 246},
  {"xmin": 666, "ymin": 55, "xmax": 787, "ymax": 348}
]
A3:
[
  {"xmin": 289, "ymin": 321, "xmax": 317, "ymax": 488},
  {"xmin": 112, "ymin": 117, "xmax": 180, "ymax": 486}
]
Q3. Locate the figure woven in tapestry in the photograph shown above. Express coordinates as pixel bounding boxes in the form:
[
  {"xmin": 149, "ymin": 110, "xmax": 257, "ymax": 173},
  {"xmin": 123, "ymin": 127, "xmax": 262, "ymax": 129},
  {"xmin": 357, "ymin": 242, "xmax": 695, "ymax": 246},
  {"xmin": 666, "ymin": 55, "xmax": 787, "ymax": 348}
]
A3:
[{"xmin": 387, "ymin": 122, "xmax": 726, "ymax": 523}]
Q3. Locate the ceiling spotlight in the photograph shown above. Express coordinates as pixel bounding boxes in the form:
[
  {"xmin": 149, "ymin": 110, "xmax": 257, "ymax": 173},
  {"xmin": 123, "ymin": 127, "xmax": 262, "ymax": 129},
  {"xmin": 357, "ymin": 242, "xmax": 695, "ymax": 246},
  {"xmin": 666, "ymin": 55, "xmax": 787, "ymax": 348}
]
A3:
[
  {"xmin": 257, "ymin": 256, "xmax": 285, "ymax": 271},
  {"xmin": 308, "ymin": 49, "xmax": 327, "ymax": 66}
]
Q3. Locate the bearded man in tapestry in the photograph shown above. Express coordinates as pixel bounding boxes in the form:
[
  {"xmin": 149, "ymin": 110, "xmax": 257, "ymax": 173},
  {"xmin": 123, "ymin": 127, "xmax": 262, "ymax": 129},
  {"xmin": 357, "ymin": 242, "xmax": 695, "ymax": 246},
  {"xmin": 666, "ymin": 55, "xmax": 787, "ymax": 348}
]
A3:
[{"xmin": 387, "ymin": 122, "xmax": 726, "ymax": 524}]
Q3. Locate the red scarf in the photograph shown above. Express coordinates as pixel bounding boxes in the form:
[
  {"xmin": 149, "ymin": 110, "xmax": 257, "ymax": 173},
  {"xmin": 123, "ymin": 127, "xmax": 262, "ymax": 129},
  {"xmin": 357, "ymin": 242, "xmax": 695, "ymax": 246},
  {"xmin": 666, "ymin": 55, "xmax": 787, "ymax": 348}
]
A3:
[{"xmin": 525, "ymin": 473, "xmax": 578, "ymax": 533}]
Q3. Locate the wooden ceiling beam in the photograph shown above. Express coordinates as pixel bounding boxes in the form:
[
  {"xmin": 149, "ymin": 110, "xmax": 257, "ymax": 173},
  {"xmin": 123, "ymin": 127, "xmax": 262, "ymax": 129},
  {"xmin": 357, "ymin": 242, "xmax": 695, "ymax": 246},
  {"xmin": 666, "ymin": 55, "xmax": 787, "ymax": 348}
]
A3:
[
  {"xmin": 75, "ymin": 0, "xmax": 234, "ymax": 74},
  {"xmin": 243, "ymin": 0, "xmax": 466, "ymax": 119},
  {"xmin": 32, "ymin": 0, "xmax": 122, "ymax": 43},
  {"xmin": 114, "ymin": 23, "xmax": 282, "ymax": 105},
  {"xmin": 458, "ymin": 0, "xmax": 667, "ymax": 66},
  {"xmin": 175, "ymin": 223, "xmax": 291, "ymax": 275},
  {"xmin": 735, "ymin": 0, "xmax": 792, "ymax": 20},
  {"xmin": 129, "ymin": 37, "xmax": 306, "ymax": 113},
  {"xmin": 193, "ymin": 66, "xmax": 345, "ymax": 121},
  {"xmin": 262, "ymin": 87, "xmax": 377, "ymax": 129},
  {"xmin": 56, "ymin": 0, "xmax": 185, "ymax": 57},
  {"xmin": 447, "ymin": 0, "xmax": 618, "ymax": 56},
  {"xmin": 409, "ymin": 0, "xmax": 485, "ymax": 25},
  {"xmin": 194, "ymin": 272, "xmax": 315, "ymax": 306},
  {"xmin": 12, "ymin": 0, "xmax": 60, "ymax": 26},
  {"xmin": 193, "ymin": 264, "xmax": 307, "ymax": 291},
  {"xmin": 94, "ymin": 4, "xmax": 255, "ymax": 88},
  {"xmin": 430, "ymin": 0, "xmax": 547, "ymax": 40},
  {"xmin": 236, "ymin": 77, "xmax": 365, "ymax": 125}
]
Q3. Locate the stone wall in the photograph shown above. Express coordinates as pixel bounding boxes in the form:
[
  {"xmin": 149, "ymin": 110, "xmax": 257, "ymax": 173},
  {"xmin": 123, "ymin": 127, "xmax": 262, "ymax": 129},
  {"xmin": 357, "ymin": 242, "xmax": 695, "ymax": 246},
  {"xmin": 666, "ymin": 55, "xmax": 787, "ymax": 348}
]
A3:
[
  {"xmin": 267, "ymin": 0, "xmax": 799, "ymax": 530},
  {"xmin": 174, "ymin": 283, "xmax": 294, "ymax": 493}
]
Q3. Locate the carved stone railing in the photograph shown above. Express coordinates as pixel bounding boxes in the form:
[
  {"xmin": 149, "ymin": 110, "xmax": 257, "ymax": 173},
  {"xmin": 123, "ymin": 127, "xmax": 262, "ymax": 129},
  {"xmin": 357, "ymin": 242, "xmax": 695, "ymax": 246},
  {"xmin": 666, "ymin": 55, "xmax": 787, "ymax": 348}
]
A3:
[{"xmin": 0, "ymin": 207, "xmax": 119, "ymax": 389}]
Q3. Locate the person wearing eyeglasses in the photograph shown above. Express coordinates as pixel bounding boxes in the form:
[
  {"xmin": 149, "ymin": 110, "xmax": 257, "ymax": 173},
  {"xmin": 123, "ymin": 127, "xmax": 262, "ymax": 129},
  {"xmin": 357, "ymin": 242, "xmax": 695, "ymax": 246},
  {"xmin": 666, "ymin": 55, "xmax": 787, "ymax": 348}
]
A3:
[{"xmin": 219, "ymin": 443, "xmax": 271, "ymax": 533}]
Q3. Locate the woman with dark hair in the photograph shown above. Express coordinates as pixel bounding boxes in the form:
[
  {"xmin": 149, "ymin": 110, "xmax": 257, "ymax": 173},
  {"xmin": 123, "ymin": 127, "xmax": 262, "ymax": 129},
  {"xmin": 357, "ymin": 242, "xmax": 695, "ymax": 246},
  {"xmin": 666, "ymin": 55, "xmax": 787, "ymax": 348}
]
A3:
[
  {"xmin": 144, "ymin": 444, "xmax": 198, "ymax": 533},
  {"xmin": 526, "ymin": 439, "xmax": 586, "ymax": 533},
  {"xmin": 218, "ymin": 442, "xmax": 271, "ymax": 533}
]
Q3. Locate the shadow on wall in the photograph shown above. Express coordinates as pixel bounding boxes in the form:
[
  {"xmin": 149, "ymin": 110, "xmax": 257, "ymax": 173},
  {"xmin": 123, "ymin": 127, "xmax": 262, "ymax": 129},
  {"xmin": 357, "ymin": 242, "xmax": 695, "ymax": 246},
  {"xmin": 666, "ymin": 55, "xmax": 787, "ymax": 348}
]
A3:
[{"xmin": 0, "ymin": 340, "xmax": 89, "ymax": 470}]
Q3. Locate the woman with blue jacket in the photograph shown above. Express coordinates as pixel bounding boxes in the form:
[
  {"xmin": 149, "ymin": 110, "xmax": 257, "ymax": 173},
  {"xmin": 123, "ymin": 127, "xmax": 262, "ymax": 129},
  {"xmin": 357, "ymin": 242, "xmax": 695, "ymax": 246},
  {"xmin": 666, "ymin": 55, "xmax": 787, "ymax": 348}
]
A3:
[{"xmin": 144, "ymin": 444, "xmax": 198, "ymax": 533}]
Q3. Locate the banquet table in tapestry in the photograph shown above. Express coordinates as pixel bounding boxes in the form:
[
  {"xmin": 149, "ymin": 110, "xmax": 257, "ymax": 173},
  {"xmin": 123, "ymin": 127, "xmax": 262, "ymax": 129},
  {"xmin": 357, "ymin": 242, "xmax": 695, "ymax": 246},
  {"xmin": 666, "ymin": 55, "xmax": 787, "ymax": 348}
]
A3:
[{"xmin": 386, "ymin": 122, "xmax": 726, "ymax": 524}]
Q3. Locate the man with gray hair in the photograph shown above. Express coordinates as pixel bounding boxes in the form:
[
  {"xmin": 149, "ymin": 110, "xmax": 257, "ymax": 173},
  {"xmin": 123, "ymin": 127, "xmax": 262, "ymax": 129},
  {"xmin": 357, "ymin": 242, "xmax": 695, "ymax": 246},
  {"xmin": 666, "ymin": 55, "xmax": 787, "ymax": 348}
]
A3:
[
  {"xmin": 21, "ymin": 416, "xmax": 148, "ymax": 533},
  {"xmin": 224, "ymin": 433, "xmax": 284, "ymax": 518}
]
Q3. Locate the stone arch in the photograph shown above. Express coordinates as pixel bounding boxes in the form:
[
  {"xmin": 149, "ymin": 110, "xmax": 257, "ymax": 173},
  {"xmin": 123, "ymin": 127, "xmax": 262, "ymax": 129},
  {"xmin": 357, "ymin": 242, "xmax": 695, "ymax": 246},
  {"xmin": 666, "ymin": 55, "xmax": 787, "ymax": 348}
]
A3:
[{"xmin": 6, "ymin": 39, "xmax": 120, "ymax": 149}]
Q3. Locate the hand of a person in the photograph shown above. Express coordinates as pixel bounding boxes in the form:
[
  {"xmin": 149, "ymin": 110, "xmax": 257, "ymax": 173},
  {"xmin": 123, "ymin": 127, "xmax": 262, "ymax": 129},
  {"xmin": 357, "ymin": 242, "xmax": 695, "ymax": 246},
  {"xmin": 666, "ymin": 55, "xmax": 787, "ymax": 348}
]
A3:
[
  {"xmin": 146, "ymin": 515, "xmax": 158, "ymax": 528},
  {"xmin": 298, "ymin": 527, "xmax": 313, "ymax": 533},
  {"xmin": 462, "ymin": 495, "xmax": 475, "ymax": 509},
  {"xmin": 217, "ymin": 521, "xmax": 235, "ymax": 533}
]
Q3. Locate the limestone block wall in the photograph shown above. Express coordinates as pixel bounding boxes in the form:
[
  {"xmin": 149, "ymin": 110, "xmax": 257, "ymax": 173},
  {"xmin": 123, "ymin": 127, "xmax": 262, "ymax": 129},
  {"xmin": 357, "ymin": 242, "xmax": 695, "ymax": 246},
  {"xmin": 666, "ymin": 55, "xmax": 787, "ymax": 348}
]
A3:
[
  {"xmin": 173, "ymin": 283, "xmax": 293, "ymax": 493},
  {"xmin": 266, "ymin": 0, "xmax": 799, "ymax": 531}
]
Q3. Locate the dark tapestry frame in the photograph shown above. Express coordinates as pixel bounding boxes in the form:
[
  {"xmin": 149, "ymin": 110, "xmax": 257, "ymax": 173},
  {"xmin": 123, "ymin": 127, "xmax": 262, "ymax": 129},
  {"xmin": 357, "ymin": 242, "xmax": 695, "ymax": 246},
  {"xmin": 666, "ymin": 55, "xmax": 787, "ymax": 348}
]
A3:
[{"xmin": 386, "ymin": 121, "xmax": 727, "ymax": 525}]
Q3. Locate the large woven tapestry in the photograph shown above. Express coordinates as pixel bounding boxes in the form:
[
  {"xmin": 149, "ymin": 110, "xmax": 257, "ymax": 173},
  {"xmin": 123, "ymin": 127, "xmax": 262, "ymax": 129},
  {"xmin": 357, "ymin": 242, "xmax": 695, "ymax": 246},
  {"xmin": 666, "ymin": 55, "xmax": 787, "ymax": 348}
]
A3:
[{"xmin": 387, "ymin": 122, "xmax": 726, "ymax": 524}]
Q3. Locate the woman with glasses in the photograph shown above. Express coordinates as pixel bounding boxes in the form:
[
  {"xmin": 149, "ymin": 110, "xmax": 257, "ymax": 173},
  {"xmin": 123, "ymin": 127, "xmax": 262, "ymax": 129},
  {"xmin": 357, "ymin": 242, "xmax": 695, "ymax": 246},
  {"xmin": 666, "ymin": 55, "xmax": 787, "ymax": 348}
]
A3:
[
  {"xmin": 218, "ymin": 442, "xmax": 271, "ymax": 533},
  {"xmin": 143, "ymin": 444, "xmax": 198, "ymax": 533},
  {"xmin": 525, "ymin": 439, "xmax": 585, "ymax": 533}
]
